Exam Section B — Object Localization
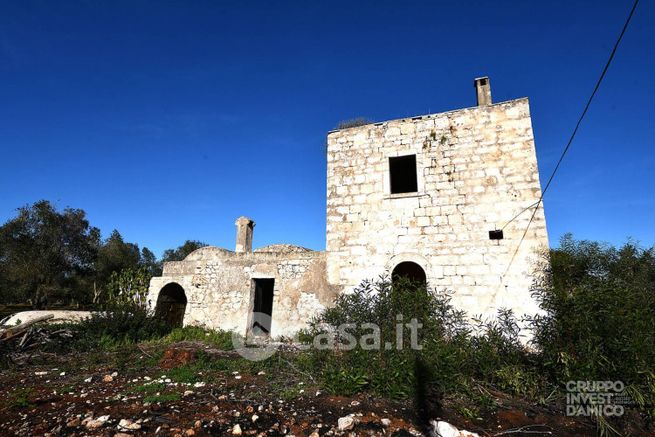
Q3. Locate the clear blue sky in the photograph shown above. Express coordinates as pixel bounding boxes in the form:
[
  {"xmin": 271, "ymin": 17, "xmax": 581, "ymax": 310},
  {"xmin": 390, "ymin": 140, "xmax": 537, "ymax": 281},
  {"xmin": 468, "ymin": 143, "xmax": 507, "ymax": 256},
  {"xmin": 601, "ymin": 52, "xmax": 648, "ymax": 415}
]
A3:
[{"xmin": 1, "ymin": 1, "xmax": 653, "ymax": 256}]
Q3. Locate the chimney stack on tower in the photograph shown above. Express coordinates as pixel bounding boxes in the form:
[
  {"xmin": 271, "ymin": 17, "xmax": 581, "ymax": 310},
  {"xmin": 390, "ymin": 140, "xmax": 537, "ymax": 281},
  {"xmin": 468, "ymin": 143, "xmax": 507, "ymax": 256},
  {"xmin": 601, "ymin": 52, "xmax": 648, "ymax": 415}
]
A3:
[{"xmin": 474, "ymin": 76, "xmax": 492, "ymax": 106}]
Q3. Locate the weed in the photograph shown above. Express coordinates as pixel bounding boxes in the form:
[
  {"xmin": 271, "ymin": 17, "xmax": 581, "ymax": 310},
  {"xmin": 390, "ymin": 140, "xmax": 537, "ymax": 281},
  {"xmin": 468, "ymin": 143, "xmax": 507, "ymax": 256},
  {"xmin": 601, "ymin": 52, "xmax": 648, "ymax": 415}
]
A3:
[
  {"xmin": 160, "ymin": 326, "xmax": 233, "ymax": 350},
  {"xmin": 132, "ymin": 382, "xmax": 166, "ymax": 394},
  {"xmin": 334, "ymin": 117, "xmax": 372, "ymax": 130},
  {"xmin": 9, "ymin": 388, "xmax": 35, "ymax": 408},
  {"xmin": 144, "ymin": 392, "xmax": 181, "ymax": 404},
  {"xmin": 167, "ymin": 365, "xmax": 201, "ymax": 384}
]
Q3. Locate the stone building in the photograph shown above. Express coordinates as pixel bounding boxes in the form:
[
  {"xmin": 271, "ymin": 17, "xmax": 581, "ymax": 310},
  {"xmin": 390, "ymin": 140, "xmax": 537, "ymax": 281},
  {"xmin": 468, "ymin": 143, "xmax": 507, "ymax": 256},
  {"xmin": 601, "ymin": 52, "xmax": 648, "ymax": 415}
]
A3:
[
  {"xmin": 147, "ymin": 77, "xmax": 548, "ymax": 337},
  {"xmin": 147, "ymin": 218, "xmax": 338, "ymax": 338}
]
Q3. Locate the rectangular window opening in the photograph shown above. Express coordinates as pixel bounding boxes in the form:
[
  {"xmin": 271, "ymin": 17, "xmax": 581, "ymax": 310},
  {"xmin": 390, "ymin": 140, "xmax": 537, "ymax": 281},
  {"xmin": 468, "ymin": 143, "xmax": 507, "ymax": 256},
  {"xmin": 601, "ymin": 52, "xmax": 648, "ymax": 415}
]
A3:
[
  {"xmin": 489, "ymin": 230, "xmax": 504, "ymax": 240},
  {"xmin": 389, "ymin": 155, "xmax": 418, "ymax": 194}
]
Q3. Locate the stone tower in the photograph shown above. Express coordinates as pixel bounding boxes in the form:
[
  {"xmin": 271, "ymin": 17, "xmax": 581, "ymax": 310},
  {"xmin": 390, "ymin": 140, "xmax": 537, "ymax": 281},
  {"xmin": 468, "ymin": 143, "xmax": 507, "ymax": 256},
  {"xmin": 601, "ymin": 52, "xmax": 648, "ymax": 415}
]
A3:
[{"xmin": 325, "ymin": 78, "xmax": 548, "ymax": 322}]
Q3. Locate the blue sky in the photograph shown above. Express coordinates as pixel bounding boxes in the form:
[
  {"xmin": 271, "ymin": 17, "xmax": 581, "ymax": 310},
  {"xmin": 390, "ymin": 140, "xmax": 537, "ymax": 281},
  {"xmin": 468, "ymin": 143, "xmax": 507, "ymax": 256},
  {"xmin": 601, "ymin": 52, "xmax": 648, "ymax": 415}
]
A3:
[{"xmin": 1, "ymin": 1, "xmax": 653, "ymax": 256}]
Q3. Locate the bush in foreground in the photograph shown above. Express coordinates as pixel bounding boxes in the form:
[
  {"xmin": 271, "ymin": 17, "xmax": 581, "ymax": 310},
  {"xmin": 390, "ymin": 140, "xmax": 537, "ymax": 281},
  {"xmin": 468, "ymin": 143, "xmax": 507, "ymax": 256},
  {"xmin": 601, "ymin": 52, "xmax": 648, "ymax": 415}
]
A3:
[
  {"xmin": 530, "ymin": 235, "xmax": 655, "ymax": 417},
  {"xmin": 73, "ymin": 302, "xmax": 170, "ymax": 350},
  {"xmin": 303, "ymin": 277, "xmax": 532, "ymax": 402}
]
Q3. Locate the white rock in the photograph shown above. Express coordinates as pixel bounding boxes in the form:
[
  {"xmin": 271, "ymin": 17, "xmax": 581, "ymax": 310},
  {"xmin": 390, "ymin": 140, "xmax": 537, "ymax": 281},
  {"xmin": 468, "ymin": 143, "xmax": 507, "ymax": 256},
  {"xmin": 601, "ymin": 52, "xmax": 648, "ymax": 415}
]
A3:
[
  {"xmin": 231, "ymin": 424, "xmax": 242, "ymax": 435},
  {"xmin": 381, "ymin": 418, "xmax": 391, "ymax": 427},
  {"xmin": 431, "ymin": 420, "xmax": 458, "ymax": 437},
  {"xmin": 118, "ymin": 419, "xmax": 141, "ymax": 430},
  {"xmin": 251, "ymin": 414, "xmax": 259, "ymax": 422},
  {"xmin": 184, "ymin": 390, "xmax": 195, "ymax": 397},
  {"xmin": 430, "ymin": 420, "xmax": 479, "ymax": 437},
  {"xmin": 85, "ymin": 415, "xmax": 110, "ymax": 429},
  {"xmin": 337, "ymin": 415, "xmax": 355, "ymax": 431}
]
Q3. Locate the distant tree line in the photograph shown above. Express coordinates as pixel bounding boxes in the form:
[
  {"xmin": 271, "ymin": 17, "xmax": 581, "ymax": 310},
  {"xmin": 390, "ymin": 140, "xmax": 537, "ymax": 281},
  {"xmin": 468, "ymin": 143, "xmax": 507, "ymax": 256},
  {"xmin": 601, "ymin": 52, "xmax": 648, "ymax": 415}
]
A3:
[{"xmin": 0, "ymin": 200, "xmax": 207, "ymax": 308}]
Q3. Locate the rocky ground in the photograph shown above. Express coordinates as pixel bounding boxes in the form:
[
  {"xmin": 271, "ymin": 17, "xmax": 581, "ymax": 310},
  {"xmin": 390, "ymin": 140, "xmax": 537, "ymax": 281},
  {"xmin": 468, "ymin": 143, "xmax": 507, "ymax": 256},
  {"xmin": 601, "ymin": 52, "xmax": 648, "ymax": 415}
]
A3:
[{"xmin": 0, "ymin": 341, "xmax": 647, "ymax": 436}]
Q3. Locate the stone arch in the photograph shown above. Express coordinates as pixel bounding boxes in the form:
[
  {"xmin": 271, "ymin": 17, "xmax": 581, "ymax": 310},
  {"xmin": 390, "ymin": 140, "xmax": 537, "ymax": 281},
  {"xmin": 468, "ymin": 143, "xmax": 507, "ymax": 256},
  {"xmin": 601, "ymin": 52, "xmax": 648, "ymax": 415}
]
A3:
[
  {"xmin": 155, "ymin": 282, "xmax": 187, "ymax": 328},
  {"xmin": 392, "ymin": 261, "xmax": 427, "ymax": 284},
  {"xmin": 387, "ymin": 253, "xmax": 430, "ymax": 283}
]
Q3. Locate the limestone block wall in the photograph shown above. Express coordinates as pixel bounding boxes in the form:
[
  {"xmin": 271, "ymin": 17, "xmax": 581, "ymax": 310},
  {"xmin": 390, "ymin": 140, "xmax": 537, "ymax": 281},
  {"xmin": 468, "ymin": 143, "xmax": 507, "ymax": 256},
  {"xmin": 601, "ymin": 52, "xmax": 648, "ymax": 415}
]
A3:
[
  {"xmin": 325, "ymin": 98, "xmax": 548, "ymax": 321},
  {"xmin": 147, "ymin": 245, "xmax": 338, "ymax": 337}
]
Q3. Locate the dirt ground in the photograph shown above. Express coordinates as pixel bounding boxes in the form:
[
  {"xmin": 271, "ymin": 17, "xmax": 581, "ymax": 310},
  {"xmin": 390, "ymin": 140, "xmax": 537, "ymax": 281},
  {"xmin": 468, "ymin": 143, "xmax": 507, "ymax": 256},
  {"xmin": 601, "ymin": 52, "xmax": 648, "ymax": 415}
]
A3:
[{"xmin": 0, "ymin": 342, "xmax": 650, "ymax": 436}]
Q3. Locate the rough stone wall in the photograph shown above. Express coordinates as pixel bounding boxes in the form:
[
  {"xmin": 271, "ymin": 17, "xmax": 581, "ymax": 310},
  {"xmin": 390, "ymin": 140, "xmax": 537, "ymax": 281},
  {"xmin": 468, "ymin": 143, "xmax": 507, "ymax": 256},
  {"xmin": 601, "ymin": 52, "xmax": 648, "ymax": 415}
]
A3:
[
  {"xmin": 325, "ymin": 98, "xmax": 548, "ymax": 321},
  {"xmin": 147, "ymin": 246, "xmax": 338, "ymax": 337}
]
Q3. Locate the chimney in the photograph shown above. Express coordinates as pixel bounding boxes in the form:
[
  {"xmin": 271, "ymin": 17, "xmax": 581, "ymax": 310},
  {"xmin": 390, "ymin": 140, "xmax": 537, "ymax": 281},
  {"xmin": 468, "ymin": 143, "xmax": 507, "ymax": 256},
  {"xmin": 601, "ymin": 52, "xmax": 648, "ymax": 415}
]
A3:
[
  {"xmin": 235, "ymin": 216, "xmax": 255, "ymax": 253},
  {"xmin": 474, "ymin": 76, "xmax": 492, "ymax": 106}
]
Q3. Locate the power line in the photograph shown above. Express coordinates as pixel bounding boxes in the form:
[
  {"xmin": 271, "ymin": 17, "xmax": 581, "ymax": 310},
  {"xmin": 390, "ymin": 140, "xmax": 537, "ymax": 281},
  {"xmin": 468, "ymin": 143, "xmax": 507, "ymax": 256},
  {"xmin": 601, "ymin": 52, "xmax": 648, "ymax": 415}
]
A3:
[{"xmin": 500, "ymin": 0, "xmax": 640, "ymax": 279}]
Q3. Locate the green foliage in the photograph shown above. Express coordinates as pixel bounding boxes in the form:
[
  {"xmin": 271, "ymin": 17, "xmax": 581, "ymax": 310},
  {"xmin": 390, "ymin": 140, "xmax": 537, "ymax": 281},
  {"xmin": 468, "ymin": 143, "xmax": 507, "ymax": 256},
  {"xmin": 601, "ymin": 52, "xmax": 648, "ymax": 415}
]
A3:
[
  {"xmin": 0, "ymin": 200, "xmax": 163, "ymax": 306},
  {"xmin": 301, "ymin": 234, "xmax": 655, "ymax": 426},
  {"xmin": 334, "ymin": 117, "xmax": 372, "ymax": 130},
  {"xmin": 93, "ymin": 230, "xmax": 161, "ymax": 304},
  {"xmin": 131, "ymin": 382, "xmax": 166, "ymax": 394},
  {"xmin": 305, "ymin": 277, "xmax": 479, "ymax": 399},
  {"xmin": 161, "ymin": 240, "xmax": 208, "ymax": 263},
  {"xmin": 73, "ymin": 301, "xmax": 170, "ymax": 349},
  {"xmin": 167, "ymin": 365, "xmax": 201, "ymax": 383},
  {"xmin": 95, "ymin": 230, "xmax": 142, "ymax": 287},
  {"xmin": 106, "ymin": 266, "xmax": 151, "ymax": 309},
  {"xmin": 143, "ymin": 392, "xmax": 181, "ymax": 403},
  {"xmin": 8, "ymin": 387, "xmax": 35, "ymax": 408},
  {"xmin": 0, "ymin": 200, "xmax": 100, "ymax": 305},
  {"xmin": 159, "ymin": 326, "xmax": 233, "ymax": 350},
  {"xmin": 530, "ymin": 234, "xmax": 655, "ymax": 413}
]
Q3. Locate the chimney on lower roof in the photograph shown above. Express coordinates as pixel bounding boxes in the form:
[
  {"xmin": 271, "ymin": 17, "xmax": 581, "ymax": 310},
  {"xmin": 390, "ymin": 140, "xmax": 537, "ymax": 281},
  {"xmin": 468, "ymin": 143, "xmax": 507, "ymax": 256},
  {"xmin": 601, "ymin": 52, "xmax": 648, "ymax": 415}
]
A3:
[
  {"xmin": 235, "ymin": 216, "xmax": 255, "ymax": 253},
  {"xmin": 474, "ymin": 76, "xmax": 492, "ymax": 106}
]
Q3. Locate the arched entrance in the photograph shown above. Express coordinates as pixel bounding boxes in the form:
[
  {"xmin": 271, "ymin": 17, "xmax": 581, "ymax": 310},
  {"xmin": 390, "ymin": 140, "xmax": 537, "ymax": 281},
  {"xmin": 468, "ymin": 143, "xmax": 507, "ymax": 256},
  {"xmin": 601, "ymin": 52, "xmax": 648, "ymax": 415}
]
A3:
[
  {"xmin": 155, "ymin": 283, "xmax": 187, "ymax": 328},
  {"xmin": 392, "ymin": 261, "xmax": 427, "ymax": 285}
]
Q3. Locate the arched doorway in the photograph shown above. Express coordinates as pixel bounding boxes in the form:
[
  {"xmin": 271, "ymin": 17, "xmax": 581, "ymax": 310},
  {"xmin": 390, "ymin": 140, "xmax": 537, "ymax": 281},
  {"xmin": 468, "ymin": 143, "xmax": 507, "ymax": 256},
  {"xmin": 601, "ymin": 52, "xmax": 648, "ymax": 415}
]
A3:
[
  {"xmin": 155, "ymin": 283, "xmax": 187, "ymax": 328},
  {"xmin": 392, "ymin": 261, "xmax": 427, "ymax": 285}
]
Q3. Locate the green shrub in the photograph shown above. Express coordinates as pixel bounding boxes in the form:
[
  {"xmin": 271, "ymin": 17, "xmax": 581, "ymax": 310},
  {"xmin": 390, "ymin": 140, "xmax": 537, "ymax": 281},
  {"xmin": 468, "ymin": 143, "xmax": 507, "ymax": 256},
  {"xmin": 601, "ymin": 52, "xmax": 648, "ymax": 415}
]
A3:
[
  {"xmin": 304, "ymin": 277, "xmax": 478, "ymax": 399},
  {"xmin": 529, "ymin": 235, "xmax": 655, "ymax": 416},
  {"xmin": 160, "ymin": 326, "xmax": 233, "ymax": 350},
  {"xmin": 334, "ymin": 117, "xmax": 372, "ymax": 130},
  {"xmin": 73, "ymin": 301, "xmax": 170, "ymax": 349}
]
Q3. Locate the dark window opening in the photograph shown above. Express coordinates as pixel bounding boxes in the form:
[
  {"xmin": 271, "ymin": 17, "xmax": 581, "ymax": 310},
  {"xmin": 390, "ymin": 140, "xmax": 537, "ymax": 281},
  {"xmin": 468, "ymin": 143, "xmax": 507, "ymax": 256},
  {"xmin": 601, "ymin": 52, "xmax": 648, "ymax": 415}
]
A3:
[
  {"xmin": 392, "ymin": 261, "xmax": 427, "ymax": 285},
  {"xmin": 389, "ymin": 155, "xmax": 418, "ymax": 194},
  {"xmin": 489, "ymin": 229, "xmax": 504, "ymax": 240},
  {"xmin": 250, "ymin": 278, "xmax": 274, "ymax": 337},
  {"xmin": 155, "ymin": 283, "xmax": 187, "ymax": 328}
]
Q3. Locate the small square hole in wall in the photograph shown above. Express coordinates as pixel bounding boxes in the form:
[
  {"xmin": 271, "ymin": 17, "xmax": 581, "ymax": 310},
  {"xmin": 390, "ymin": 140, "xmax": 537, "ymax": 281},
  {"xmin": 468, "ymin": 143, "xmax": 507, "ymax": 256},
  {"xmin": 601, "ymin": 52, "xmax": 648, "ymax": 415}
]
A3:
[
  {"xmin": 389, "ymin": 155, "xmax": 418, "ymax": 194},
  {"xmin": 489, "ymin": 229, "xmax": 504, "ymax": 240}
]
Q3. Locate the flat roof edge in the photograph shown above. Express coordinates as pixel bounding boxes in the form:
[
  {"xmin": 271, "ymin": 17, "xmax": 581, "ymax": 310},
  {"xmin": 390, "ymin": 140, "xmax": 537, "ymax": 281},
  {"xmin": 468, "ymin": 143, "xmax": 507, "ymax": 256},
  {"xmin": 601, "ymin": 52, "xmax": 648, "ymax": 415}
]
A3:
[{"xmin": 327, "ymin": 97, "xmax": 529, "ymax": 134}]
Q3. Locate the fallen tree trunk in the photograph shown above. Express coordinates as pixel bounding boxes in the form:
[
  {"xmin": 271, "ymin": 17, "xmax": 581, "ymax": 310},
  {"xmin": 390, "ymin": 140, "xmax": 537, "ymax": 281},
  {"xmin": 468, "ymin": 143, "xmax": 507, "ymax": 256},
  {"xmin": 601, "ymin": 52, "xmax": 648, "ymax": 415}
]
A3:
[{"xmin": 0, "ymin": 314, "xmax": 54, "ymax": 341}]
